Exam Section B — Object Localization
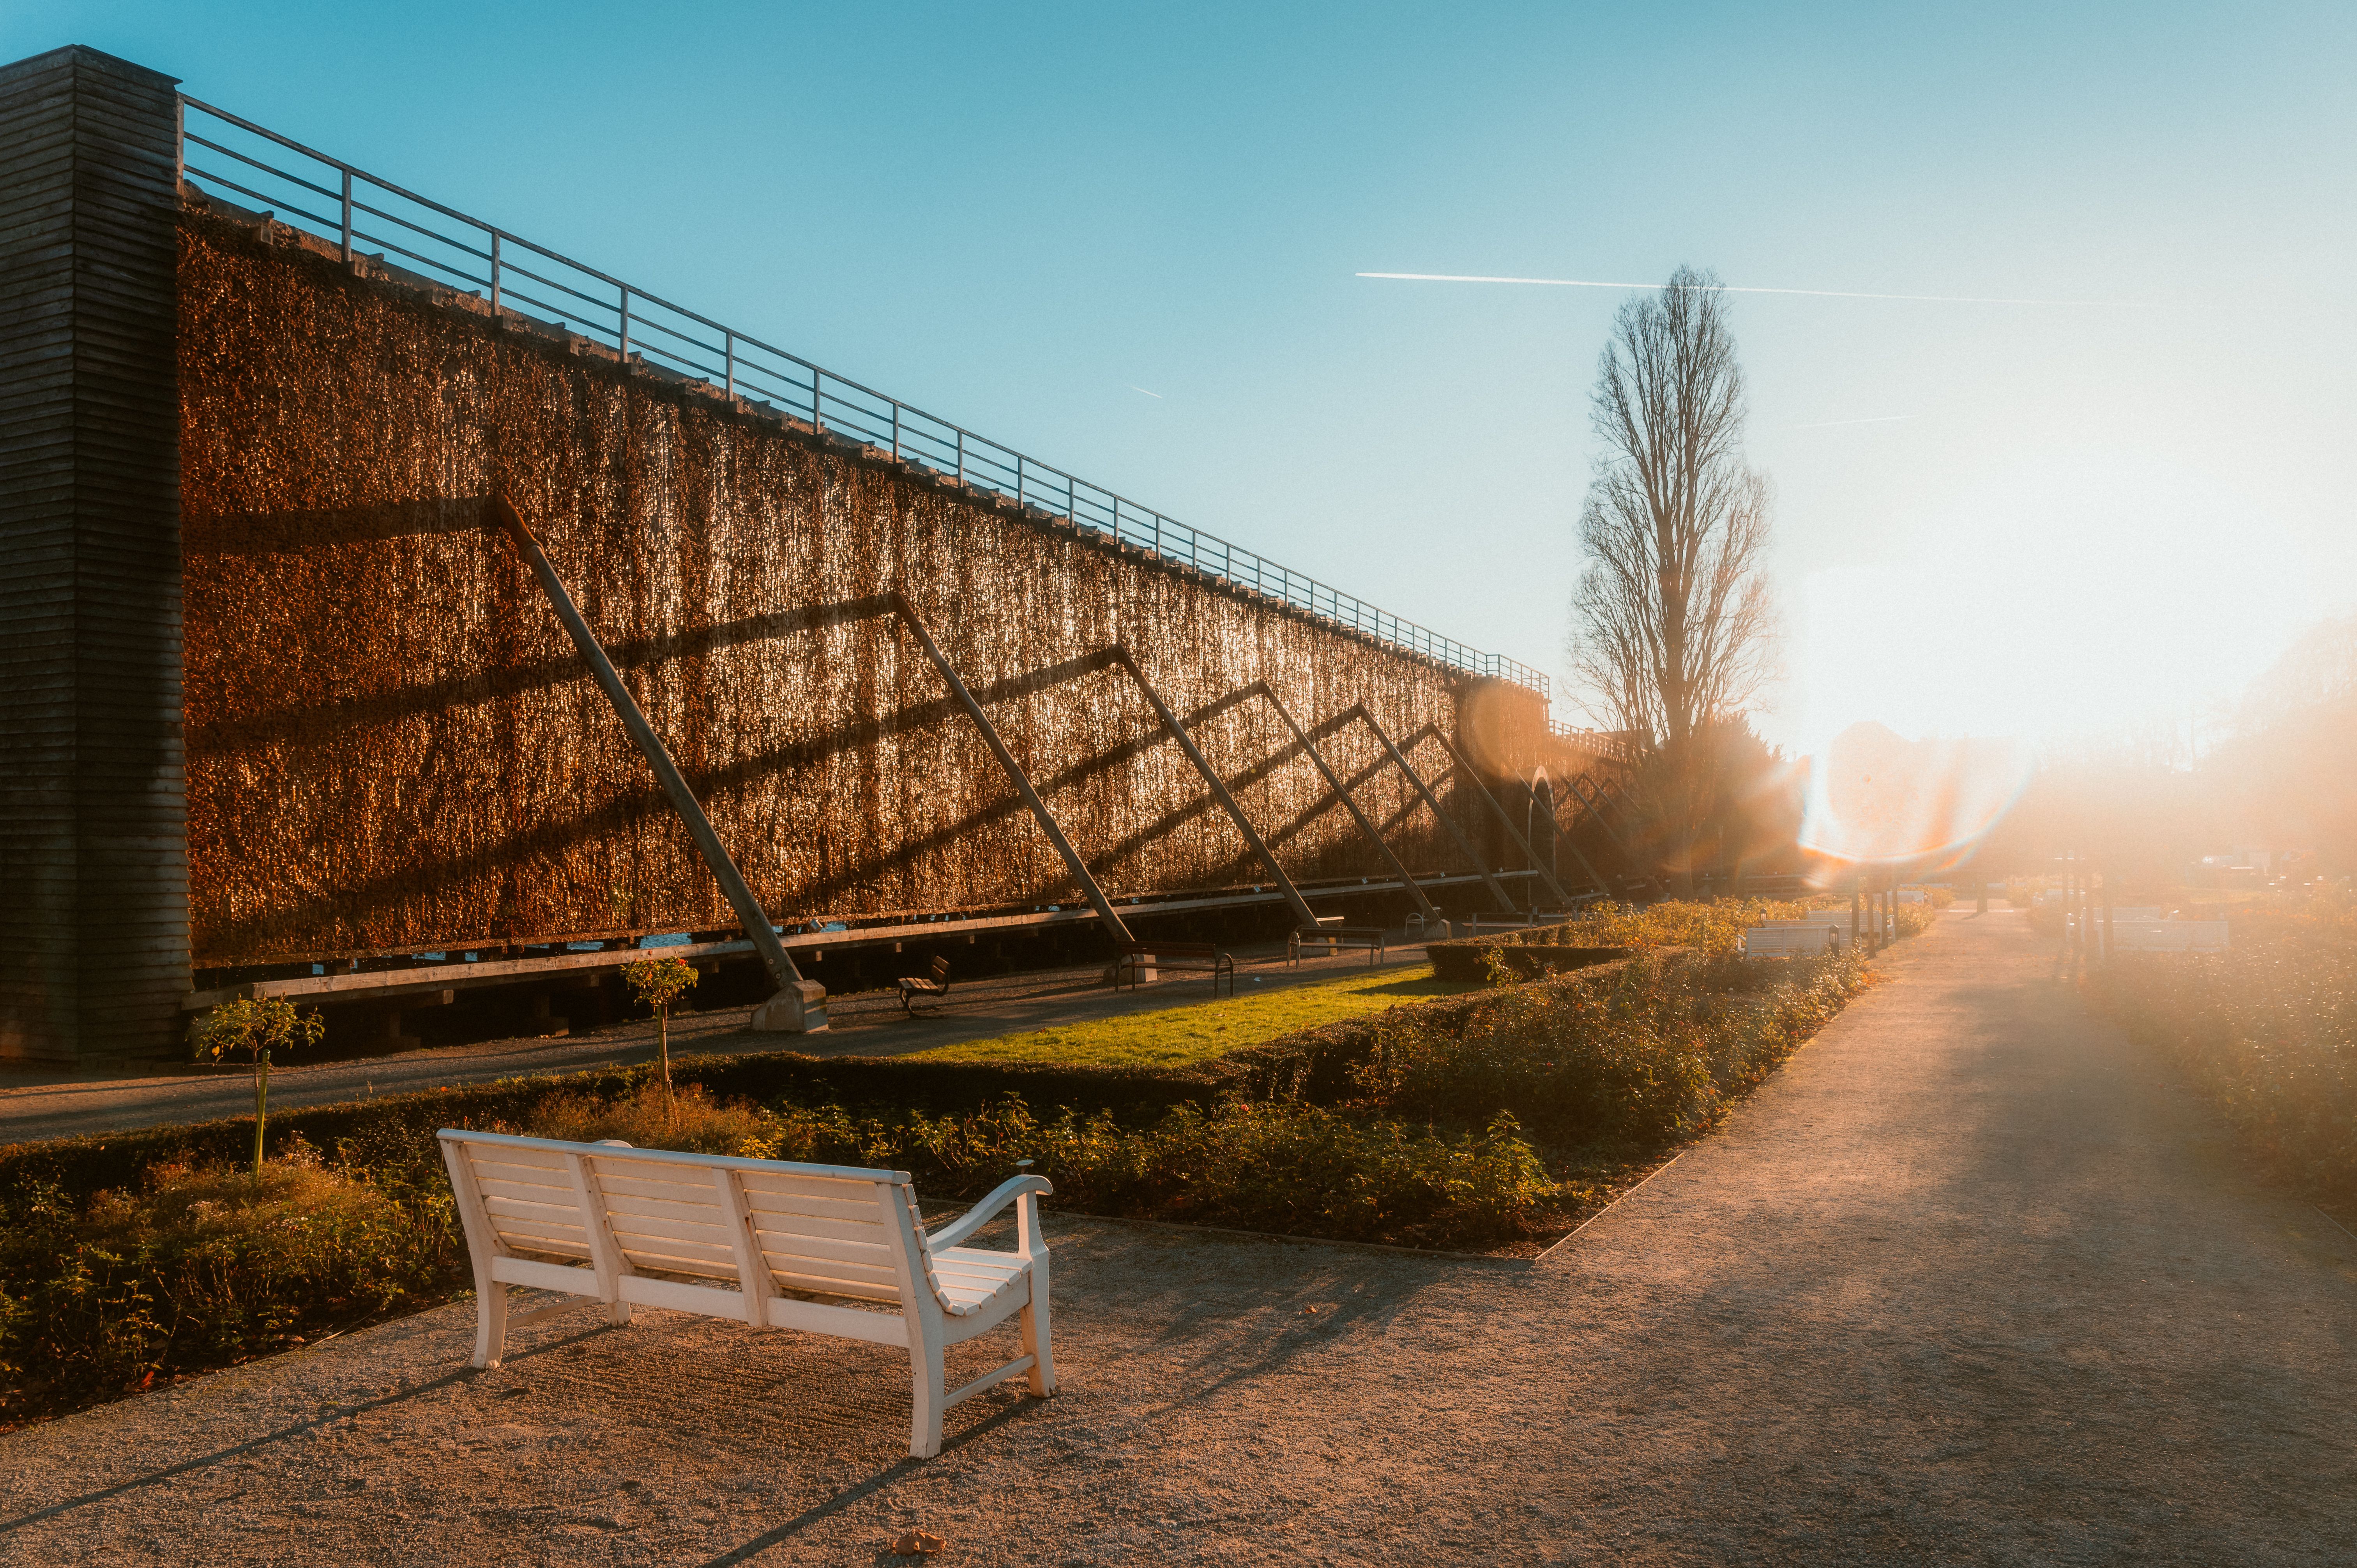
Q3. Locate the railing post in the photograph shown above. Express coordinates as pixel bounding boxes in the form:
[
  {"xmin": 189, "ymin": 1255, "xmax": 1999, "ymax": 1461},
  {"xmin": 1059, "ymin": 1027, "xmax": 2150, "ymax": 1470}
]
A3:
[
  {"xmin": 339, "ymin": 167, "xmax": 352, "ymax": 263},
  {"xmin": 1016, "ymin": 453, "xmax": 1025, "ymax": 507},
  {"xmin": 956, "ymin": 429, "xmax": 964, "ymax": 482},
  {"xmin": 891, "ymin": 401, "xmax": 901, "ymax": 458},
  {"xmin": 1067, "ymin": 472, "xmax": 1076, "ymax": 523},
  {"xmin": 724, "ymin": 330, "xmax": 735, "ymax": 399},
  {"xmin": 489, "ymin": 231, "xmax": 501, "ymax": 314},
  {"xmin": 618, "ymin": 285, "xmax": 631, "ymax": 358},
  {"xmin": 811, "ymin": 367, "xmax": 822, "ymax": 431}
]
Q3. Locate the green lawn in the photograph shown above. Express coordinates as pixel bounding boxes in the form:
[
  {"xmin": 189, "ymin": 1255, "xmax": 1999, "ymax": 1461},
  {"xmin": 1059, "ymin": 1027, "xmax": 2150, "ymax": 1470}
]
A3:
[{"xmin": 906, "ymin": 963, "xmax": 1479, "ymax": 1070}]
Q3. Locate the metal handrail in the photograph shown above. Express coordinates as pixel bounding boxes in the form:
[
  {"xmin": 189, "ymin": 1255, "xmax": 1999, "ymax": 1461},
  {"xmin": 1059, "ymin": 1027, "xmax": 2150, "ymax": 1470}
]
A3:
[
  {"xmin": 1550, "ymin": 720, "xmax": 1641, "ymax": 764},
  {"xmin": 175, "ymin": 95, "xmax": 1549, "ymax": 699}
]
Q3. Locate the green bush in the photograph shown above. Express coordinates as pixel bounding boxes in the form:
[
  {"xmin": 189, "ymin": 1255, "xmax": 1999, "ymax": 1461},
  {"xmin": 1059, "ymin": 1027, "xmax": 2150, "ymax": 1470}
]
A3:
[
  {"xmin": 0, "ymin": 1142, "xmax": 461, "ymax": 1429},
  {"xmin": 1346, "ymin": 950, "xmax": 1873, "ymax": 1143},
  {"xmin": 2090, "ymin": 888, "xmax": 2357, "ymax": 1199},
  {"xmin": 509, "ymin": 1091, "xmax": 1565, "ymax": 1251}
]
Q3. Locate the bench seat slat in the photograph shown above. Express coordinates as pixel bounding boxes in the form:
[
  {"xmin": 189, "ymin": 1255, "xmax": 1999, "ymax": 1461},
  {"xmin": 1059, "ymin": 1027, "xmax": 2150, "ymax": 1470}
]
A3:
[{"xmin": 930, "ymin": 1248, "xmax": 1025, "ymax": 1282}]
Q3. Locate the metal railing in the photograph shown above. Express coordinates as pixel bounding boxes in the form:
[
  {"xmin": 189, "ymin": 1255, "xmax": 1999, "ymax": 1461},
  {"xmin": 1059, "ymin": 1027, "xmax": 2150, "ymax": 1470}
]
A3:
[
  {"xmin": 176, "ymin": 96, "xmax": 1549, "ymax": 699},
  {"xmin": 1550, "ymin": 720, "xmax": 1641, "ymax": 764}
]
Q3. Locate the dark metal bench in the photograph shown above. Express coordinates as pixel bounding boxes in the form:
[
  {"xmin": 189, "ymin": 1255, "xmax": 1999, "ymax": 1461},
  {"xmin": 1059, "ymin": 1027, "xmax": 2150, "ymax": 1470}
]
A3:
[
  {"xmin": 1113, "ymin": 941, "xmax": 1235, "ymax": 998},
  {"xmin": 896, "ymin": 954, "xmax": 952, "ymax": 1015},
  {"xmin": 1287, "ymin": 926, "xmax": 1387, "ymax": 967}
]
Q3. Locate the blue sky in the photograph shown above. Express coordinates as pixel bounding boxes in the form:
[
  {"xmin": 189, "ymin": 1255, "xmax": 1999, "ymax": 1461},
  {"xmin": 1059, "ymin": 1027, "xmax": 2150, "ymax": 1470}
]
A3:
[{"xmin": 14, "ymin": 2, "xmax": 2353, "ymax": 752}]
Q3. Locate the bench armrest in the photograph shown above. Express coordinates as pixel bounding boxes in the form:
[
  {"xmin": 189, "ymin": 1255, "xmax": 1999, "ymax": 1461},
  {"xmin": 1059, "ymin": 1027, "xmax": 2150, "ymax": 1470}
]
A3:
[{"xmin": 925, "ymin": 1173, "xmax": 1053, "ymax": 1252}]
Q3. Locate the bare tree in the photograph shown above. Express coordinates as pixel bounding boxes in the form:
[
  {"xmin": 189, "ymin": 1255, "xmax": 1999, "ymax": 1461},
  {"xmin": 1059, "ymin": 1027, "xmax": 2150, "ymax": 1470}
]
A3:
[{"xmin": 1568, "ymin": 266, "xmax": 1778, "ymax": 888}]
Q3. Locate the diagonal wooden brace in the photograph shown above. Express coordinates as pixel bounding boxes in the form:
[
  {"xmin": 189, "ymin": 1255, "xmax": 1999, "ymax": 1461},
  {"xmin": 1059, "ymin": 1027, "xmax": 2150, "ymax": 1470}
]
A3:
[
  {"xmin": 490, "ymin": 496, "xmax": 826, "ymax": 1032},
  {"xmin": 892, "ymin": 596, "xmax": 1133, "ymax": 945}
]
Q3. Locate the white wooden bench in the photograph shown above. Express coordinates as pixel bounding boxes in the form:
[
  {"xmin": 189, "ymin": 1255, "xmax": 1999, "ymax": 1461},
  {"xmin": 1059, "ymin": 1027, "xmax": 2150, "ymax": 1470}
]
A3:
[
  {"xmin": 1742, "ymin": 921, "xmax": 1845, "ymax": 957},
  {"xmin": 437, "ymin": 1128, "xmax": 1055, "ymax": 1458}
]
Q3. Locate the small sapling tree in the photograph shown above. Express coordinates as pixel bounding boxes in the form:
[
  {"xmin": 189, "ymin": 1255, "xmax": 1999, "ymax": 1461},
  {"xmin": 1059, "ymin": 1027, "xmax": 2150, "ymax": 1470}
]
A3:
[
  {"xmin": 622, "ymin": 955, "xmax": 700, "ymax": 1108},
  {"xmin": 188, "ymin": 997, "xmax": 327, "ymax": 1180}
]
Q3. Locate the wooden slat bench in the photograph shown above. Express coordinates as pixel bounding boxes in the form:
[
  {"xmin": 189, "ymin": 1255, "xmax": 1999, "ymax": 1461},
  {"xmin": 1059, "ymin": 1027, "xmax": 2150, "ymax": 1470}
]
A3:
[
  {"xmin": 1287, "ymin": 925, "xmax": 1386, "ymax": 966},
  {"xmin": 1742, "ymin": 921, "xmax": 1845, "ymax": 957},
  {"xmin": 438, "ymin": 1128, "xmax": 1055, "ymax": 1458},
  {"xmin": 897, "ymin": 954, "xmax": 952, "ymax": 1015},
  {"xmin": 1113, "ymin": 941, "xmax": 1235, "ymax": 998}
]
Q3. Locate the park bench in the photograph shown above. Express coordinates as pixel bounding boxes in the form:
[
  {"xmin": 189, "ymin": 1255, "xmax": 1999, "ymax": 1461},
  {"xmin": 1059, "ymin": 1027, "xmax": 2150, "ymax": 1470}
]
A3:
[
  {"xmin": 1113, "ymin": 940, "xmax": 1235, "ymax": 998},
  {"xmin": 437, "ymin": 1128, "xmax": 1055, "ymax": 1459},
  {"xmin": 1288, "ymin": 925, "xmax": 1386, "ymax": 966},
  {"xmin": 897, "ymin": 955, "xmax": 951, "ymax": 1015},
  {"xmin": 1742, "ymin": 921, "xmax": 1845, "ymax": 957},
  {"xmin": 2107, "ymin": 920, "xmax": 2230, "ymax": 954},
  {"xmin": 1462, "ymin": 914, "xmax": 1538, "ymax": 937}
]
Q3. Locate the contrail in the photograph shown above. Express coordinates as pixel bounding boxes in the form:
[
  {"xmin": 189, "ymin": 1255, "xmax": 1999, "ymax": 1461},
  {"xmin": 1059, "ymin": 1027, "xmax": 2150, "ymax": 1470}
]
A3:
[
  {"xmin": 1355, "ymin": 272, "xmax": 2146, "ymax": 307},
  {"xmin": 1790, "ymin": 414, "xmax": 1915, "ymax": 429},
  {"xmin": 1128, "ymin": 385, "xmax": 1164, "ymax": 399}
]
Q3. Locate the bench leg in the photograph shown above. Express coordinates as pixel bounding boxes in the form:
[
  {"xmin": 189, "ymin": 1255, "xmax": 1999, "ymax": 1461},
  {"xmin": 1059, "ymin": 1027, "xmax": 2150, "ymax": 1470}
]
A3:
[
  {"xmin": 1019, "ymin": 1259, "xmax": 1056, "ymax": 1397},
  {"xmin": 471, "ymin": 1277, "xmax": 509, "ymax": 1370},
  {"xmin": 909, "ymin": 1337, "xmax": 947, "ymax": 1459}
]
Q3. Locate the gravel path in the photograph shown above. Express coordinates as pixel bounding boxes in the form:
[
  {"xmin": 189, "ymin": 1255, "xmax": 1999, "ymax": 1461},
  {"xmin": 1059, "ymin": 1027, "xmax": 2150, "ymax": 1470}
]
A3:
[{"xmin": 5, "ymin": 909, "xmax": 2353, "ymax": 1565}]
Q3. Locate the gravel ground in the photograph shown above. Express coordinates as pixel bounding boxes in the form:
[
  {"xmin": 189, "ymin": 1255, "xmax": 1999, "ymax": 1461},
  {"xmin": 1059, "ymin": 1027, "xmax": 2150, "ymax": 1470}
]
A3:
[{"xmin": 4, "ymin": 909, "xmax": 2353, "ymax": 1566}]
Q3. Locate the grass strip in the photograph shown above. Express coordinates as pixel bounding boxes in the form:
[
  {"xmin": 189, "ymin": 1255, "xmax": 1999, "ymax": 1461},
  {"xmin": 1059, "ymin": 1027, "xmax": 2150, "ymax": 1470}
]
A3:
[{"xmin": 903, "ymin": 964, "xmax": 1477, "ymax": 1068}]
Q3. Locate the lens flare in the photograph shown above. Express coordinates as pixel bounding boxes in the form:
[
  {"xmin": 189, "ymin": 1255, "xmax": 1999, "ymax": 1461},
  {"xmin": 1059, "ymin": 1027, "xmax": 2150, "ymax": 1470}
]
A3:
[{"xmin": 1799, "ymin": 722, "xmax": 2034, "ymax": 869}]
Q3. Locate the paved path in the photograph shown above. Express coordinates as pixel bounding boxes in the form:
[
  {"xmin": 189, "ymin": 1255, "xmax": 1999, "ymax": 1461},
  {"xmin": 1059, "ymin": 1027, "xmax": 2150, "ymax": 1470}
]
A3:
[
  {"xmin": 0, "ymin": 938, "xmax": 1433, "ymax": 1144},
  {"xmin": 5, "ymin": 910, "xmax": 2353, "ymax": 1565}
]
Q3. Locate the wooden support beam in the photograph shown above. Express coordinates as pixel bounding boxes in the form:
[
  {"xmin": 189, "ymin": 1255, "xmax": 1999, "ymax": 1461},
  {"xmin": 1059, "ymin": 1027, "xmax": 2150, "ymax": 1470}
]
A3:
[
  {"xmin": 1347, "ymin": 706, "xmax": 1518, "ymax": 915},
  {"xmin": 1111, "ymin": 651, "xmax": 1321, "ymax": 932},
  {"xmin": 1242, "ymin": 683, "xmax": 1437, "ymax": 922},
  {"xmin": 489, "ymin": 496, "xmax": 825, "ymax": 1032},
  {"xmin": 1415, "ymin": 727, "xmax": 1578, "ymax": 909},
  {"xmin": 892, "ymin": 597, "xmax": 1132, "ymax": 945}
]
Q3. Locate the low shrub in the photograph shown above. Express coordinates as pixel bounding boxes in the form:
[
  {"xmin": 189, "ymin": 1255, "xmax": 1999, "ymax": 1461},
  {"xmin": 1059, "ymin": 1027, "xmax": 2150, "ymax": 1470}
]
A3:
[
  {"xmin": 1547, "ymin": 898, "xmax": 1813, "ymax": 956},
  {"xmin": 1346, "ymin": 950, "xmax": 1873, "ymax": 1143},
  {"xmin": 527, "ymin": 1082, "xmax": 781, "ymax": 1157},
  {"xmin": 2090, "ymin": 887, "xmax": 2357, "ymax": 1199},
  {"xmin": 0, "ymin": 1142, "xmax": 461, "ymax": 1429},
  {"xmin": 509, "ymin": 1092, "xmax": 1567, "ymax": 1252},
  {"xmin": 1893, "ymin": 901, "xmax": 1939, "ymax": 939}
]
